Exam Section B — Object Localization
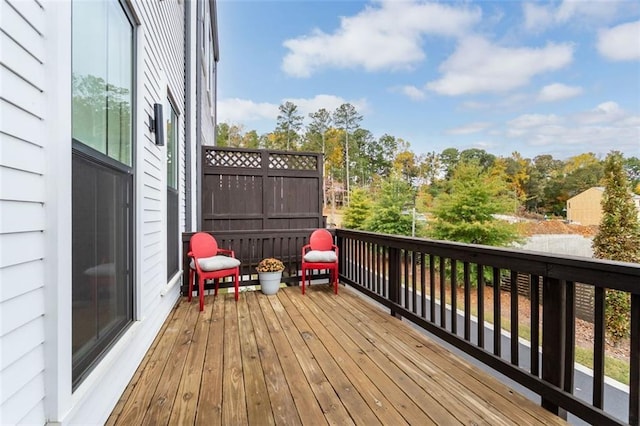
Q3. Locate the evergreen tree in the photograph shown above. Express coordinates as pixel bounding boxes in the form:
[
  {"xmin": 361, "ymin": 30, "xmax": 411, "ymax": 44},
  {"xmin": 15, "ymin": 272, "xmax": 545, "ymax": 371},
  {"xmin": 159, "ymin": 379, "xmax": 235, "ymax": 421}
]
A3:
[
  {"xmin": 428, "ymin": 162, "xmax": 519, "ymax": 246},
  {"xmin": 333, "ymin": 103, "xmax": 363, "ymax": 205},
  {"xmin": 592, "ymin": 151, "xmax": 640, "ymax": 342},
  {"xmin": 342, "ymin": 188, "xmax": 372, "ymax": 230},
  {"xmin": 276, "ymin": 101, "xmax": 303, "ymax": 150},
  {"xmin": 366, "ymin": 177, "xmax": 414, "ymax": 236}
]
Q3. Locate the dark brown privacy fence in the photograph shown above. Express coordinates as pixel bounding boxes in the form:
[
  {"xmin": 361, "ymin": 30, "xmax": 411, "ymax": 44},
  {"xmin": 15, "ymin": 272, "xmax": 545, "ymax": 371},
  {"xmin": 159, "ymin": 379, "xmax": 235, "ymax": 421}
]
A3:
[
  {"xmin": 201, "ymin": 147, "xmax": 325, "ymax": 231},
  {"xmin": 501, "ymin": 273, "xmax": 595, "ymax": 322}
]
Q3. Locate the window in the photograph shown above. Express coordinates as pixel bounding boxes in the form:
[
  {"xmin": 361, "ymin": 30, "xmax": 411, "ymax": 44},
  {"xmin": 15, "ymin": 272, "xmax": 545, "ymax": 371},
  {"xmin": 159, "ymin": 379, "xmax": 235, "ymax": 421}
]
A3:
[
  {"xmin": 71, "ymin": 0, "xmax": 134, "ymax": 388},
  {"xmin": 166, "ymin": 97, "xmax": 179, "ymax": 279}
]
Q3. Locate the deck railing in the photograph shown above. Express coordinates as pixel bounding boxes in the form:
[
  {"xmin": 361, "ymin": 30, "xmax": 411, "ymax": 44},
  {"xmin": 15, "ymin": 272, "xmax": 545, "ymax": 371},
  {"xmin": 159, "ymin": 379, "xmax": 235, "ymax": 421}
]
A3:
[
  {"xmin": 335, "ymin": 229, "xmax": 640, "ymax": 426},
  {"xmin": 181, "ymin": 228, "xmax": 640, "ymax": 425}
]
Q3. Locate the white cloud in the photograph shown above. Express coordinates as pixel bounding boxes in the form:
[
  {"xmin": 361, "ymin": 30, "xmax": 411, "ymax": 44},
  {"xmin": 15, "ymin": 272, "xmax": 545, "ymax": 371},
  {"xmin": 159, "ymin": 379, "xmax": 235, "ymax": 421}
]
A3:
[
  {"xmin": 283, "ymin": 94, "xmax": 369, "ymax": 117},
  {"xmin": 447, "ymin": 122, "xmax": 492, "ymax": 135},
  {"xmin": 537, "ymin": 83, "xmax": 583, "ymax": 102},
  {"xmin": 218, "ymin": 95, "xmax": 369, "ymax": 128},
  {"xmin": 522, "ymin": 1, "xmax": 629, "ymax": 34},
  {"xmin": 597, "ymin": 20, "xmax": 640, "ymax": 61},
  {"xmin": 390, "ymin": 85, "xmax": 426, "ymax": 100},
  {"xmin": 504, "ymin": 103, "xmax": 640, "ymax": 155},
  {"xmin": 556, "ymin": 0, "xmax": 621, "ymax": 24},
  {"xmin": 217, "ymin": 98, "xmax": 279, "ymax": 123},
  {"xmin": 426, "ymin": 37, "xmax": 574, "ymax": 95},
  {"xmin": 523, "ymin": 3, "xmax": 554, "ymax": 32},
  {"xmin": 281, "ymin": 1, "xmax": 481, "ymax": 77},
  {"xmin": 508, "ymin": 114, "xmax": 562, "ymax": 131},
  {"xmin": 574, "ymin": 101, "xmax": 627, "ymax": 124}
]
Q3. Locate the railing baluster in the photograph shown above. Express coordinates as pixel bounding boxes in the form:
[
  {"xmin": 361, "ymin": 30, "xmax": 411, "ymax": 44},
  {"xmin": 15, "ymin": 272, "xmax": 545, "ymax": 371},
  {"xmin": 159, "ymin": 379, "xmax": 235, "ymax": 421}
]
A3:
[
  {"xmin": 388, "ymin": 246, "xmax": 401, "ymax": 318},
  {"xmin": 531, "ymin": 274, "xmax": 540, "ymax": 377},
  {"xmin": 383, "ymin": 246, "xmax": 388, "ymax": 299},
  {"xmin": 412, "ymin": 252, "xmax": 417, "ymax": 314},
  {"xmin": 564, "ymin": 281, "xmax": 575, "ymax": 396},
  {"xmin": 493, "ymin": 267, "xmax": 501, "ymax": 356},
  {"xmin": 440, "ymin": 257, "xmax": 446, "ymax": 329},
  {"xmin": 593, "ymin": 286, "xmax": 605, "ymax": 409},
  {"xmin": 429, "ymin": 254, "xmax": 435, "ymax": 322},
  {"xmin": 464, "ymin": 262, "xmax": 471, "ymax": 341},
  {"xmin": 421, "ymin": 253, "xmax": 427, "ymax": 320},
  {"xmin": 477, "ymin": 264, "xmax": 484, "ymax": 349},
  {"xmin": 404, "ymin": 250, "xmax": 410, "ymax": 310},
  {"xmin": 451, "ymin": 259, "xmax": 457, "ymax": 335},
  {"xmin": 510, "ymin": 270, "xmax": 519, "ymax": 366}
]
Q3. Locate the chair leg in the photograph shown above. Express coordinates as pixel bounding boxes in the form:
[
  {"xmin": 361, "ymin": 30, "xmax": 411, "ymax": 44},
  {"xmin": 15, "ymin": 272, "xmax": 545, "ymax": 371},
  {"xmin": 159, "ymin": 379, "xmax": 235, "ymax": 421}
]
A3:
[
  {"xmin": 199, "ymin": 277, "xmax": 205, "ymax": 312},
  {"xmin": 301, "ymin": 268, "xmax": 306, "ymax": 295},
  {"xmin": 234, "ymin": 270, "xmax": 239, "ymax": 301},
  {"xmin": 188, "ymin": 269, "xmax": 194, "ymax": 302}
]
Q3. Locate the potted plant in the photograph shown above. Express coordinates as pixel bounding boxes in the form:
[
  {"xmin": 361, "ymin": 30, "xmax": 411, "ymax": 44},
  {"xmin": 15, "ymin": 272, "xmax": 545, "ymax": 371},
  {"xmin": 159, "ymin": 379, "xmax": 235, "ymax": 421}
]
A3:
[{"xmin": 256, "ymin": 258, "xmax": 285, "ymax": 295}]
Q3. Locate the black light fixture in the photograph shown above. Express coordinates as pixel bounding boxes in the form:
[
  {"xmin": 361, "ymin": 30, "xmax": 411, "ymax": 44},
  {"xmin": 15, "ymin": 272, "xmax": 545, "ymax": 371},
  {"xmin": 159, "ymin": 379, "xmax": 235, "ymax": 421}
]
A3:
[{"xmin": 148, "ymin": 103, "xmax": 164, "ymax": 146}]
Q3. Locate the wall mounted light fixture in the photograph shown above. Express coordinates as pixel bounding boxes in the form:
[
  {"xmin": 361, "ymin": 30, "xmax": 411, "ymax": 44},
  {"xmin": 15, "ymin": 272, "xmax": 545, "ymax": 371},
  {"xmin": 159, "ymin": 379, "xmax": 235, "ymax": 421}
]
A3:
[{"xmin": 148, "ymin": 103, "xmax": 164, "ymax": 146}]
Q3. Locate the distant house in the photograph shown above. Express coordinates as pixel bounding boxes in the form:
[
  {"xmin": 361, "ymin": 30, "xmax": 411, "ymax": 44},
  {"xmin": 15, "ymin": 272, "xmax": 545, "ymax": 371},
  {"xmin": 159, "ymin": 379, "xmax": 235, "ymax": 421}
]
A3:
[
  {"xmin": 567, "ymin": 187, "xmax": 640, "ymax": 226},
  {"xmin": 0, "ymin": 1, "xmax": 218, "ymax": 424}
]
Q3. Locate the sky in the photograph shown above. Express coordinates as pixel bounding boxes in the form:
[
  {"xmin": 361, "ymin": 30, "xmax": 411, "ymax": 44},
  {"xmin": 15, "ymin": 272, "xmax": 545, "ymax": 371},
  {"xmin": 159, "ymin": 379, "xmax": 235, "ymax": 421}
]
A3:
[{"xmin": 216, "ymin": 0, "xmax": 640, "ymax": 160}]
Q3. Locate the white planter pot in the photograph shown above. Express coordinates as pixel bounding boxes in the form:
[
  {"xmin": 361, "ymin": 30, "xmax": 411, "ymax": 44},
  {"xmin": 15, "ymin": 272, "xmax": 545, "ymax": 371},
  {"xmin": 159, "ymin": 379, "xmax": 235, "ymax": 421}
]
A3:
[{"xmin": 258, "ymin": 271, "xmax": 282, "ymax": 295}]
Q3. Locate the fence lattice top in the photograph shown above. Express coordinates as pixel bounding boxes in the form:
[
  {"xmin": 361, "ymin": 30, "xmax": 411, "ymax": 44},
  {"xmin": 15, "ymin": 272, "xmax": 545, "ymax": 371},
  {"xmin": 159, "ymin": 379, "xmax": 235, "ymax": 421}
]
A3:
[{"xmin": 204, "ymin": 147, "xmax": 319, "ymax": 171}]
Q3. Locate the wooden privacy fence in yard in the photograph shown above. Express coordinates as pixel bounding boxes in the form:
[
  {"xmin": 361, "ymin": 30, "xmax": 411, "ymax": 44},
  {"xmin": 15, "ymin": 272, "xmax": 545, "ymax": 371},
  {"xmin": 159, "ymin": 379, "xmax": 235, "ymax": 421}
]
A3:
[{"xmin": 201, "ymin": 147, "xmax": 325, "ymax": 231}]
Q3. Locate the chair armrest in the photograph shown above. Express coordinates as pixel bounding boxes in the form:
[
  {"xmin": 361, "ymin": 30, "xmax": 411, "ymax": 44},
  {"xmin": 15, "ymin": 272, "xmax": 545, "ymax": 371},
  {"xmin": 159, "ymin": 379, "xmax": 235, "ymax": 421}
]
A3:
[
  {"xmin": 301, "ymin": 244, "xmax": 311, "ymax": 256},
  {"xmin": 217, "ymin": 248, "xmax": 236, "ymax": 258}
]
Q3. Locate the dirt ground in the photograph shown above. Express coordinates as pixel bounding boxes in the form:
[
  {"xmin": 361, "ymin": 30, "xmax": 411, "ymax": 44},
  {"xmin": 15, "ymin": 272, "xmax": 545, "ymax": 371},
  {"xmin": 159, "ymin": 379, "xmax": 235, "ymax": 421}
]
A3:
[{"xmin": 516, "ymin": 219, "xmax": 599, "ymax": 237}]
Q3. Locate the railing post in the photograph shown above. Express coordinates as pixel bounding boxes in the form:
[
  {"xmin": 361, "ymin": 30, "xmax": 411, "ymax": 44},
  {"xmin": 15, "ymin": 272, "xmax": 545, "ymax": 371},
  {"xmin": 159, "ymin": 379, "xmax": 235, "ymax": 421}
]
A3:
[
  {"xmin": 388, "ymin": 246, "xmax": 402, "ymax": 318},
  {"xmin": 542, "ymin": 277, "xmax": 567, "ymax": 419}
]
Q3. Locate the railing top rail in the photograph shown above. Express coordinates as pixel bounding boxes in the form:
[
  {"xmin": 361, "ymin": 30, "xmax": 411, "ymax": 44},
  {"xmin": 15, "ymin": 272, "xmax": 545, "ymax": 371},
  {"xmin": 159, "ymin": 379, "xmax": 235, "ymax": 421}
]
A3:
[{"xmin": 335, "ymin": 228, "xmax": 640, "ymax": 293}]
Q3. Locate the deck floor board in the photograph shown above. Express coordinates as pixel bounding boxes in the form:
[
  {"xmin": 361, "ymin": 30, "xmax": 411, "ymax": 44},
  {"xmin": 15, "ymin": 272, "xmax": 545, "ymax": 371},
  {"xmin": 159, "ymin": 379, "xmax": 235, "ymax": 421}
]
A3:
[{"xmin": 108, "ymin": 286, "xmax": 566, "ymax": 425}]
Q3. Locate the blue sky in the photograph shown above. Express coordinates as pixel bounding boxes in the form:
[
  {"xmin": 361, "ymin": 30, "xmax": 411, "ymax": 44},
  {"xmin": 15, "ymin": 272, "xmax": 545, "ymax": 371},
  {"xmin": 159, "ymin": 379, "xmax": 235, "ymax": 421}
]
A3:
[{"xmin": 216, "ymin": 0, "xmax": 640, "ymax": 160}]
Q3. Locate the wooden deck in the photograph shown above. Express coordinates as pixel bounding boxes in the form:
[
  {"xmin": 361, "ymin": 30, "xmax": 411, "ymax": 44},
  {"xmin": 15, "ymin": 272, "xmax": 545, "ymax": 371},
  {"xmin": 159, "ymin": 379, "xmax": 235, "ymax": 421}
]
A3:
[{"xmin": 107, "ymin": 286, "xmax": 566, "ymax": 425}]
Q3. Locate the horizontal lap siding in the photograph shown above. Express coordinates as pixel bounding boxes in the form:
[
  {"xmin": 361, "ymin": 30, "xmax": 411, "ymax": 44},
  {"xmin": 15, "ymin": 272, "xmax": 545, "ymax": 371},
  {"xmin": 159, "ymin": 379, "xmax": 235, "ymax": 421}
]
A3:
[
  {"xmin": 138, "ymin": 0, "xmax": 184, "ymax": 315},
  {"xmin": 0, "ymin": 0, "xmax": 47, "ymax": 424}
]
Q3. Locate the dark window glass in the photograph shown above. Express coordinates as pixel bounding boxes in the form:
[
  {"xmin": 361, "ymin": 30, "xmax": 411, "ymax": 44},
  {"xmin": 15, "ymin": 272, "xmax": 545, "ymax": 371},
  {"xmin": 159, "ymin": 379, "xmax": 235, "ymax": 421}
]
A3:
[
  {"xmin": 71, "ymin": 0, "xmax": 134, "ymax": 388},
  {"xmin": 166, "ymin": 99, "xmax": 179, "ymax": 278}
]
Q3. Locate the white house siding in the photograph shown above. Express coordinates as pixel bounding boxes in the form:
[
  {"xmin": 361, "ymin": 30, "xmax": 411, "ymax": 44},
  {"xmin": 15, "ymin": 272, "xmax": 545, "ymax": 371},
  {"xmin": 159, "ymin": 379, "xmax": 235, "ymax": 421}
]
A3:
[
  {"xmin": 1, "ymin": 0, "xmax": 48, "ymax": 423},
  {"xmin": 199, "ymin": 0, "xmax": 217, "ymax": 148},
  {"xmin": 0, "ymin": 0, "xmax": 208, "ymax": 424},
  {"xmin": 67, "ymin": 0, "xmax": 186, "ymax": 423}
]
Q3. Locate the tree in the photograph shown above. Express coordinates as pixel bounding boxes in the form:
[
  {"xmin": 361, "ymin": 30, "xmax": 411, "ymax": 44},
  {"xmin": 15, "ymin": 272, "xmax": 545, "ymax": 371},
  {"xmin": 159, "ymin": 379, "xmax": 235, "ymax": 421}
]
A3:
[
  {"xmin": 459, "ymin": 148, "xmax": 495, "ymax": 171},
  {"xmin": 276, "ymin": 101, "xmax": 303, "ymax": 150},
  {"xmin": 350, "ymin": 128, "xmax": 375, "ymax": 187},
  {"xmin": 307, "ymin": 108, "xmax": 332, "ymax": 209},
  {"xmin": 428, "ymin": 162, "xmax": 519, "ymax": 246},
  {"xmin": 366, "ymin": 177, "xmax": 415, "ymax": 236},
  {"xmin": 440, "ymin": 147, "xmax": 460, "ymax": 179},
  {"xmin": 624, "ymin": 156, "xmax": 640, "ymax": 193},
  {"xmin": 342, "ymin": 188, "xmax": 372, "ymax": 230},
  {"xmin": 592, "ymin": 151, "xmax": 640, "ymax": 342},
  {"xmin": 333, "ymin": 103, "xmax": 363, "ymax": 205},
  {"xmin": 366, "ymin": 134, "xmax": 398, "ymax": 179}
]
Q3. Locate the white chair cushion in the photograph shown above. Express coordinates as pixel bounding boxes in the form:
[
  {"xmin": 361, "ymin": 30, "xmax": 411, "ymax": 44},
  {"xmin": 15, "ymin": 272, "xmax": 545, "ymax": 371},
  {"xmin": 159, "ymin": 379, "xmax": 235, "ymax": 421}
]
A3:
[
  {"xmin": 190, "ymin": 255, "xmax": 240, "ymax": 271},
  {"xmin": 304, "ymin": 250, "xmax": 337, "ymax": 263}
]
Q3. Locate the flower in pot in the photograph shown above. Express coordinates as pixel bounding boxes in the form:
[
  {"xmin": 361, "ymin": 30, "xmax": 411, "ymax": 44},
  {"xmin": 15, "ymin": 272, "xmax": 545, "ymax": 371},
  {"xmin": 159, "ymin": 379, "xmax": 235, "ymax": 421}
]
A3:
[
  {"xmin": 256, "ymin": 258, "xmax": 285, "ymax": 295},
  {"xmin": 256, "ymin": 258, "xmax": 285, "ymax": 273}
]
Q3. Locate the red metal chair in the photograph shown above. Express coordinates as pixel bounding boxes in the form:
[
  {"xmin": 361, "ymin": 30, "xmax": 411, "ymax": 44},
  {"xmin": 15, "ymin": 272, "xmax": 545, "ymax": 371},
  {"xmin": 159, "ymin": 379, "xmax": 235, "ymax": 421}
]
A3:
[
  {"xmin": 301, "ymin": 229, "xmax": 339, "ymax": 295},
  {"xmin": 188, "ymin": 232, "xmax": 240, "ymax": 311}
]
